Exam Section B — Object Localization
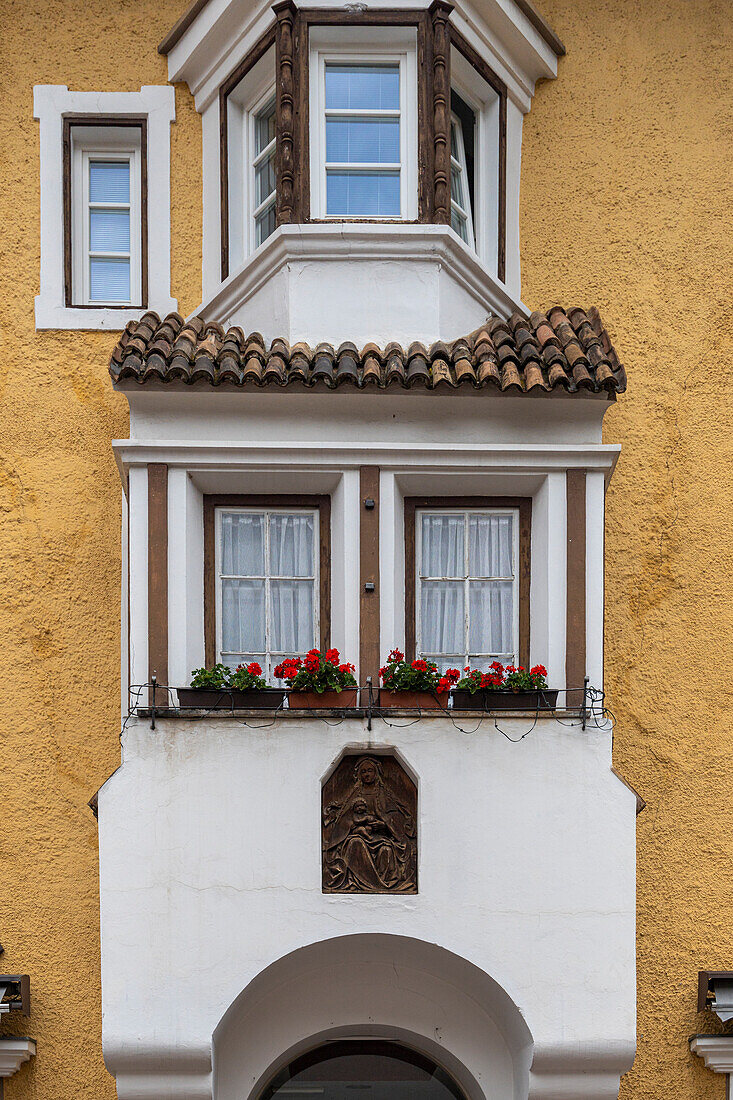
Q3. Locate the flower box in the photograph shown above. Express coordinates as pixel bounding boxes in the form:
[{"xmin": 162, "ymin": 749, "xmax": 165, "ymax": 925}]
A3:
[
  {"xmin": 451, "ymin": 688, "xmax": 559, "ymax": 711},
  {"xmin": 377, "ymin": 690, "xmax": 447, "ymax": 710},
  {"xmin": 176, "ymin": 687, "xmax": 286, "ymax": 709},
  {"xmin": 288, "ymin": 689, "xmax": 358, "ymax": 709}
]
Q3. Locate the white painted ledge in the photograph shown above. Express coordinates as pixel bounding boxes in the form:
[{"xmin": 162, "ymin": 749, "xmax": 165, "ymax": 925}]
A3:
[
  {"xmin": 33, "ymin": 85, "xmax": 177, "ymax": 331},
  {"xmin": 690, "ymin": 1035, "xmax": 733, "ymax": 1074},
  {"xmin": 198, "ymin": 223, "xmax": 527, "ymax": 349},
  {"xmin": 0, "ymin": 1038, "xmax": 36, "ymax": 1077}
]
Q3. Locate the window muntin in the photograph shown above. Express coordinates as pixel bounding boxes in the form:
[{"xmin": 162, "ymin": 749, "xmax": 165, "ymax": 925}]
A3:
[
  {"xmin": 70, "ymin": 125, "xmax": 142, "ymax": 306},
  {"xmin": 215, "ymin": 508, "xmax": 319, "ymax": 677},
  {"xmin": 449, "ymin": 89, "xmax": 476, "ymax": 246},
  {"xmin": 416, "ymin": 509, "xmax": 518, "ymax": 671},
  {"xmin": 252, "ymin": 93, "xmax": 276, "ymax": 247}
]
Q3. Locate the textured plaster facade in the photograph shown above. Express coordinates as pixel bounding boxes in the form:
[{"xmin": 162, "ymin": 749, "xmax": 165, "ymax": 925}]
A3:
[{"xmin": 0, "ymin": 1, "xmax": 731, "ymax": 1099}]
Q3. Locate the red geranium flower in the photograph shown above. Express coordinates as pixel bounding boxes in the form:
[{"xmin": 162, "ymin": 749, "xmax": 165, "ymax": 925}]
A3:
[
  {"xmin": 411, "ymin": 659, "xmax": 428, "ymax": 671},
  {"xmin": 325, "ymin": 648, "xmax": 340, "ymax": 664},
  {"xmin": 247, "ymin": 662, "xmax": 262, "ymax": 676}
]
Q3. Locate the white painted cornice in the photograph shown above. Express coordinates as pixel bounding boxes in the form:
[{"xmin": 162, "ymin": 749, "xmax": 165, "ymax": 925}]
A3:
[
  {"xmin": 165, "ymin": 0, "xmax": 559, "ymax": 111},
  {"xmin": 0, "ymin": 1038, "xmax": 36, "ymax": 1077},
  {"xmin": 690, "ymin": 1035, "xmax": 733, "ymax": 1075}
]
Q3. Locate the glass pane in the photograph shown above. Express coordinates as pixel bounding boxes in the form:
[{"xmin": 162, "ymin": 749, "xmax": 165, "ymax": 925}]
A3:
[
  {"xmin": 270, "ymin": 579, "xmax": 315, "ymax": 652},
  {"xmin": 450, "ymin": 120, "xmax": 458, "ymax": 158},
  {"xmin": 420, "ymin": 514, "xmax": 464, "ymax": 577},
  {"xmin": 89, "ymin": 159, "xmax": 130, "ymax": 203},
  {"xmin": 255, "ymin": 152, "xmax": 276, "ymax": 206},
  {"xmin": 221, "ymin": 513, "xmax": 265, "ymax": 575},
  {"xmin": 326, "ymin": 118, "xmax": 399, "ymax": 164},
  {"xmin": 468, "ymin": 579, "xmax": 514, "ymax": 653},
  {"xmin": 269, "ymin": 514, "xmax": 315, "ymax": 577},
  {"xmin": 451, "ymin": 164, "xmax": 464, "ymax": 207},
  {"xmin": 89, "ymin": 257, "xmax": 130, "ymax": 301},
  {"xmin": 90, "ymin": 208, "xmax": 130, "ymax": 252},
  {"xmin": 425, "ymin": 655, "xmax": 464, "ymax": 674},
  {"xmin": 468, "ymin": 514, "xmax": 513, "ymax": 577},
  {"xmin": 420, "ymin": 581, "xmax": 464, "ymax": 654},
  {"xmin": 451, "ymin": 207, "xmax": 468, "ymax": 242},
  {"xmin": 255, "ymin": 203, "xmax": 276, "ymax": 246},
  {"xmin": 326, "ymin": 171, "xmax": 400, "ymax": 216},
  {"xmin": 255, "ymin": 98, "xmax": 276, "ymax": 155},
  {"xmin": 221, "ymin": 653, "xmax": 266, "ymax": 673},
  {"xmin": 325, "ymin": 64, "xmax": 399, "ymax": 110},
  {"xmin": 222, "ymin": 579, "xmax": 266, "ymax": 652}
]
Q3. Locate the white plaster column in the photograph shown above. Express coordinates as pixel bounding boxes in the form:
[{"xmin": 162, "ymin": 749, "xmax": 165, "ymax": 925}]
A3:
[
  {"xmin": 127, "ymin": 465, "xmax": 148, "ymax": 700},
  {"xmin": 201, "ymin": 100, "xmax": 222, "ymax": 303},
  {"xmin": 330, "ymin": 470, "xmax": 360, "ymax": 668},
  {"xmin": 530, "ymin": 472, "xmax": 566, "ymax": 691},
  {"xmin": 378, "ymin": 471, "xmax": 405, "ymax": 660},
  {"xmin": 167, "ymin": 469, "xmax": 205, "ymax": 690},
  {"xmin": 585, "ymin": 470, "xmax": 606, "ymax": 691}
]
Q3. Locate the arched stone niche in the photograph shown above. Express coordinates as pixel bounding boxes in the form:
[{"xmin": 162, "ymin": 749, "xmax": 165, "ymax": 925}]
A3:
[{"xmin": 212, "ymin": 934, "xmax": 533, "ymax": 1100}]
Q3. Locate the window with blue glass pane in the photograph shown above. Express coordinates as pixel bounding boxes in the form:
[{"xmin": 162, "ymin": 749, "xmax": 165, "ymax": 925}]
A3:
[
  {"xmin": 88, "ymin": 159, "xmax": 131, "ymax": 302},
  {"xmin": 324, "ymin": 62, "xmax": 401, "ymax": 218}
]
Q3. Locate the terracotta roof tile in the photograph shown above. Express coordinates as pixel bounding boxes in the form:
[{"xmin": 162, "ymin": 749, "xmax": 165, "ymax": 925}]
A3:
[{"xmin": 109, "ymin": 308, "xmax": 626, "ymax": 395}]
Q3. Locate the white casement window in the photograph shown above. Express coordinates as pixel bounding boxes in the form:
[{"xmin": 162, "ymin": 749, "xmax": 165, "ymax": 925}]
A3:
[
  {"xmin": 215, "ymin": 508, "xmax": 319, "ymax": 677},
  {"xmin": 310, "ymin": 27, "xmax": 418, "ymax": 220},
  {"xmin": 450, "ymin": 106, "xmax": 475, "ymax": 246},
  {"xmin": 225, "ymin": 45, "xmax": 276, "ymax": 265},
  {"xmin": 252, "ymin": 93, "xmax": 277, "ymax": 247},
  {"xmin": 416, "ymin": 509, "xmax": 518, "ymax": 671},
  {"xmin": 71, "ymin": 127, "xmax": 143, "ymax": 306},
  {"xmin": 449, "ymin": 49, "xmax": 501, "ymax": 268}
]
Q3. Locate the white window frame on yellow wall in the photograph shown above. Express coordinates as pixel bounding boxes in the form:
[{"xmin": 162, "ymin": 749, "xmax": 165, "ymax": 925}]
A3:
[{"xmin": 33, "ymin": 84, "xmax": 176, "ymax": 330}]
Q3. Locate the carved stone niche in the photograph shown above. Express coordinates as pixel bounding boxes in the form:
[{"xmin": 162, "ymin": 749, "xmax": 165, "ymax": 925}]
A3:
[{"xmin": 322, "ymin": 753, "xmax": 417, "ymax": 895}]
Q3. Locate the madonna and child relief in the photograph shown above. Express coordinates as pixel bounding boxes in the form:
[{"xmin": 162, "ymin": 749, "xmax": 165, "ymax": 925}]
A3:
[{"xmin": 322, "ymin": 754, "xmax": 417, "ymax": 893}]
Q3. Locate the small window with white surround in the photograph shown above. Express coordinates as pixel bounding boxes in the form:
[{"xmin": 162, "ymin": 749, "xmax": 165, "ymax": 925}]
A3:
[
  {"xmin": 69, "ymin": 124, "xmax": 144, "ymax": 307},
  {"xmin": 215, "ymin": 508, "xmax": 319, "ymax": 678},
  {"xmin": 34, "ymin": 84, "xmax": 176, "ymax": 330},
  {"xmin": 416, "ymin": 509, "xmax": 518, "ymax": 671},
  {"xmin": 310, "ymin": 27, "xmax": 418, "ymax": 221}
]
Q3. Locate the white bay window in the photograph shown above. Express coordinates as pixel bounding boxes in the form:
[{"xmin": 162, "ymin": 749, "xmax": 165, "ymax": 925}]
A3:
[{"xmin": 416, "ymin": 509, "xmax": 518, "ymax": 671}]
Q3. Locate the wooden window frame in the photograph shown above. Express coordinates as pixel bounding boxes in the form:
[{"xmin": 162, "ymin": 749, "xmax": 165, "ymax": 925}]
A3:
[
  {"xmin": 203, "ymin": 494, "xmax": 331, "ymax": 667},
  {"xmin": 63, "ymin": 115, "xmax": 148, "ymax": 308},
  {"xmin": 404, "ymin": 497, "xmax": 530, "ymax": 668}
]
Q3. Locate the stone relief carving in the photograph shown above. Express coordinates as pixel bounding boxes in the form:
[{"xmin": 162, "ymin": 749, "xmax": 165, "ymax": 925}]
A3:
[{"xmin": 322, "ymin": 754, "xmax": 417, "ymax": 894}]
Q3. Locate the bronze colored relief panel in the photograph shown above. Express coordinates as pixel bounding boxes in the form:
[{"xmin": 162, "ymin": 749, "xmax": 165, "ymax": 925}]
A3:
[{"xmin": 322, "ymin": 754, "xmax": 417, "ymax": 894}]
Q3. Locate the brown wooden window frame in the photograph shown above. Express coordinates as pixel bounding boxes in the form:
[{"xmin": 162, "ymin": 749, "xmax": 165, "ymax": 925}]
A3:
[
  {"xmin": 218, "ymin": 4, "xmax": 507, "ymax": 282},
  {"xmin": 203, "ymin": 494, "xmax": 331, "ymax": 668},
  {"xmin": 63, "ymin": 115, "xmax": 148, "ymax": 309},
  {"xmin": 404, "ymin": 496, "xmax": 530, "ymax": 668}
]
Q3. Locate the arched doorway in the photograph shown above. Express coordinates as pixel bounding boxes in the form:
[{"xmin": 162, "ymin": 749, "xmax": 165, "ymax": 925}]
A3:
[{"xmin": 260, "ymin": 1041, "xmax": 468, "ymax": 1100}]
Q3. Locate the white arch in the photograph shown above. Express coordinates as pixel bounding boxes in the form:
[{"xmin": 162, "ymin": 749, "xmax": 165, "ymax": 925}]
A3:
[{"xmin": 212, "ymin": 934, "xmax": 533, "ymax": 1100}]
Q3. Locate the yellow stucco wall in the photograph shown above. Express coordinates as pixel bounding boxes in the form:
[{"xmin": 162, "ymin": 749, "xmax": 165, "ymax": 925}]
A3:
[{"xmin": 0, "ymin": 0, "xmax": 731, "ymax": 1096}]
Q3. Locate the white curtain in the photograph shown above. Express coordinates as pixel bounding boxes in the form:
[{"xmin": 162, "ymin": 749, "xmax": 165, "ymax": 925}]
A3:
[
  {"xmin": 271, "ymin": 579, "xmax": 314, "ymax": 652},
  {"xmin": 270, "ymin": 514, "xmax": 314, "ymax": 577},
  {"xmin": 222, "ymin": 578, "xmax": 265, "ymax": 652},
  {"xmin": 469, "ymin": 579, "xmax": 513, "ymax": 654},
  {"xmin": 468, "ymin": 514, "xmax": 512, "ymax": 577},
  {"xmin": 221, "ymin": 512, "xmax": 264, "ymax": 575},
  {"xmin": 420, "ymin": 580, "xmax": 464, "ymax": 654},
  {"xmin": 420, "ymin": 514, "xmax": 464, "ymax": 577}
]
